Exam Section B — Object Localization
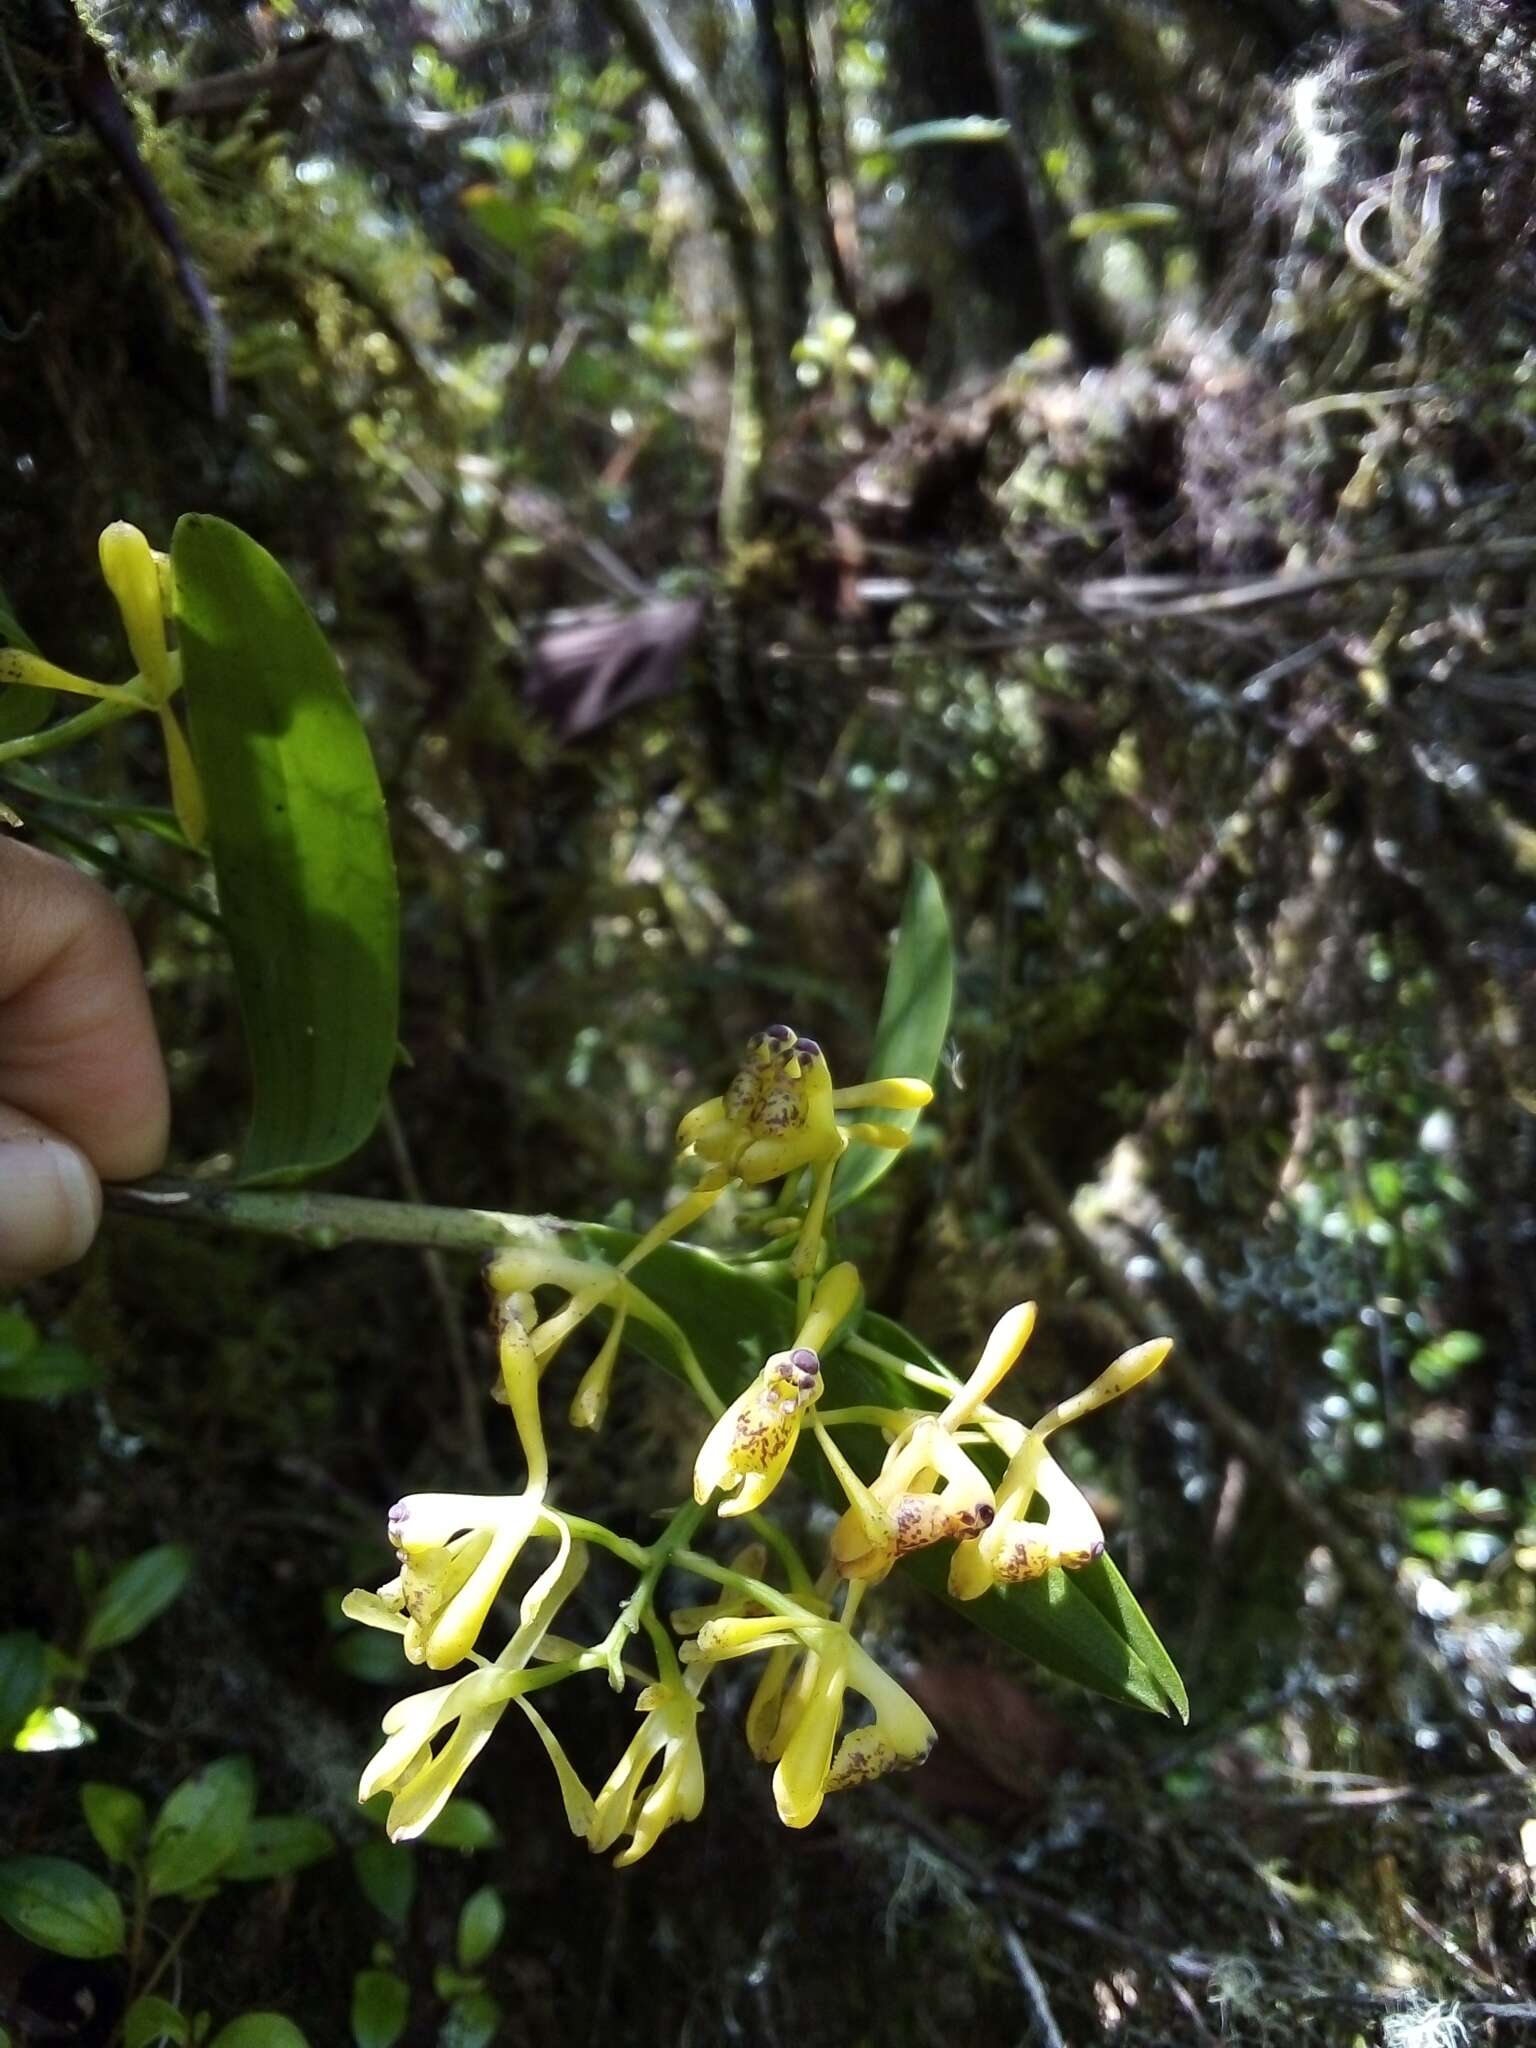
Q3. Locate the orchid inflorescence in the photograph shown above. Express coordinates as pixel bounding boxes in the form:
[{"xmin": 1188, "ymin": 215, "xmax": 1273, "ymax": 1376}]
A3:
[{"xmin": 344, "ymin": 1024, "xmax": 1172, "ymax": 1864}]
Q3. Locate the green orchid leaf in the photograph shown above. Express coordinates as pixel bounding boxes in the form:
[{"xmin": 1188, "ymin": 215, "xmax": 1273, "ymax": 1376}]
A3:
[
  {"xmin": 0, "ymin": 1856, "xmax": 125, "ymax": 1958},
  {"xmin": 0, "ymin": 583, "xmax": 49, "ymax": 742},
  {"xmin": 573, "ymin": 1228, "xmax": 1184, "ymax": 1714},
  {"xmin": 833, "ymin": 860, "xmax": 953, "ymax": 1213},
  {"xmin": 172, "ymin": 514, "xmax": 399, "ymax": 1184}
]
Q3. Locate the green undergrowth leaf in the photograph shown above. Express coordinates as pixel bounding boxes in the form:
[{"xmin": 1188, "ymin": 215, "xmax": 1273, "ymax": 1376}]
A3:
[
  {"xmin": 0, "ymin": 1856, "xmax": 125, "ymax": 1957},
  {"xmin": 147, "ymin": 1755, "xmax": 255, "ymax": 1898},
  {"xmin": 173, "ymin": 514, "xmax": 399, "ymax": 1184},
  {"xmin": 351, "ymin": 1969, "xmax": 409, "ymax": 2048},
  {"xmin": 832, "ymin": 859, "xmax": 954, "ymax": 1213},
  {"xmin": 221, "ymin": 1816, "xmax": 336, "ymax": 1882},
  {"xmin": 83, "ymin": 1545, "xmax": 193, "ymax": 1655},
  {"xmin": 573, "ymin": 1228, "xmax": 1184, "ymax": 1717}
]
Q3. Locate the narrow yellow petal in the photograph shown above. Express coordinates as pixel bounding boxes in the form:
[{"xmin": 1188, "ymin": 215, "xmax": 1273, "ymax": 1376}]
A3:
[
  {"xmin": 0, "ymin": 648, "xmax": 122, "ymax": 702},
  {"xmin": 158, "ymin": 707, "xmax": 208, "ymax": 849},
  {"xmin": 98, "ymin": 522, "xmax": 172, "ymax": 700}
]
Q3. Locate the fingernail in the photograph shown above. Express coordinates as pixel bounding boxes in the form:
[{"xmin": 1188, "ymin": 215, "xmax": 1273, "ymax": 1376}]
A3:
[{"xmin": 0, "ymin": 1137, "xmax": 101, "ymax": 1279}]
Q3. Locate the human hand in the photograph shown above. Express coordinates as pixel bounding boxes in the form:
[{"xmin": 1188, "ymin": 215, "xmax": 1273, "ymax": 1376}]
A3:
[{"xmin": 0, "ymin": 839, "xmax": 168, "ymax": 1285}]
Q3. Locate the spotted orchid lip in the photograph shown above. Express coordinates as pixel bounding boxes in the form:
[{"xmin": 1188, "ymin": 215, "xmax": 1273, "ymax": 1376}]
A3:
[
  {"xmin": 792, "ymin": 1037, "xmax": 822, "ymax": 1062},
  {"xmin": 763, "ymin": 1022, "xmax": 797, "ymax": 1042}
]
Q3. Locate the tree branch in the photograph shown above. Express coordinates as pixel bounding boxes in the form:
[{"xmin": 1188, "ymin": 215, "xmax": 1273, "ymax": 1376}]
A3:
[{"xmin": 597, "ymin": 0, "xmax": 779, "ymax": 539}]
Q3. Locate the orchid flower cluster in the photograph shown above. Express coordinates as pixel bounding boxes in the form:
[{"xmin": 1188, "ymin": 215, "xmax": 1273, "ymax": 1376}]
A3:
[{"xmin": 343, "ymin": 1025, "xmax": 1171, "ymax": 1864}]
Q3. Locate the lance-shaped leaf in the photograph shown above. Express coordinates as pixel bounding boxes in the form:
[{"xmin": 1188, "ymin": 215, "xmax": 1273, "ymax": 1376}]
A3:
[
  {"xmin": 832, "ymin": 860, "xmax": 954, "ymax": 1214},
  {"xmin": 173, "ymin": 515, "xmax": 399, "ymax": 1183}
]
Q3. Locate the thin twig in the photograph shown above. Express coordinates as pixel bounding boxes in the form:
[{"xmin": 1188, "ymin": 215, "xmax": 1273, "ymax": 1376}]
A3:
[{"xmin": 996, "ymin": 1916, "xmax": 1068, "ymax": 2048}]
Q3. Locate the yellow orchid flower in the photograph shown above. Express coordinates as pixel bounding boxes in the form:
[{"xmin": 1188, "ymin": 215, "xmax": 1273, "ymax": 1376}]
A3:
[
  {"xmin": 692, "ymin": 1261, "xmax": 860, "ymax": 1517},
  {"xmin": 374, "ymin": 1489, "xmax": 549, "ymax": 1670},
  {"xmin": 588, "ymin": 1668, "xmax": 708, "ymax": 1866},
  {"xmin": 821, "ymin": 1302, "xmax": 1038, "ymax": 1581},
  {"xmin": 674, "ymin": 1025, "xmax": 932, "ymax": 1280},
  {"xmin": 357, "ymin": 1520, "xmax": 588, "ymax": 1840},
  {"xmin": 687, "ymin": 1608, "xmax": 934, "ymax": 1829},
  {"xmin": 0, "ymin": 523, "xmax": 206, "ymax": 846},
  {"xmin": 949, "ymin": 1334, "xmax": 1172, "ymax": 1600}
]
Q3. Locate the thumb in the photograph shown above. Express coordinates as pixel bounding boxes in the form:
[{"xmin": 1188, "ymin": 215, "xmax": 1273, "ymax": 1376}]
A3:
[{"xmin": 0, "ymin": 1101, "xmax": 102, "ymax": 1287}]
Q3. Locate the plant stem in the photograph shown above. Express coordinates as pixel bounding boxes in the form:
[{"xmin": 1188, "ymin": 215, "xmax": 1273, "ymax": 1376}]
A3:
[
  {"xmin": 106, "ymin": 1177, "xmax": 557, "ymax": 1255},
  {"xmin": 0, "ymin": 687, "xmax": 150, "ymax": 764}
]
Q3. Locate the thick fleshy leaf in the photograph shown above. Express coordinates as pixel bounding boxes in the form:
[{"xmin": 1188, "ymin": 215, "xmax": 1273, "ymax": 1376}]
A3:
[
  {"xmin": 172, "ymin": 514, "xmax": 399, "ymax": 1184},
  {"xmin": 574, "ymin": 1229, "xmax": 1184, "ymax": 1715},
  {"xmin": 83, "ymin": 1545, "xmax": 193, "ymax": 1655},
  {"xmin": 0, "ymin": 1856, "xmax": 125, "ymax": 1957},
  {"xmin": 147, "ymin": 1755, "xmax": 256, "ymax": 1897},
  {"xmin": 832, "ymin": 860, "xmax": 953, "ymax": 1213}
]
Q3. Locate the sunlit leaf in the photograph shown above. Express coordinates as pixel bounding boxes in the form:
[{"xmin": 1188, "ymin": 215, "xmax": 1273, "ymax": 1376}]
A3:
[
  {"xmin": 0, "ymin": 1856, "xmax": 125, "ymax": 1957},
  {"xmin": 173, "ymin": 514, "xmax": 400, "ymax": 1184}
]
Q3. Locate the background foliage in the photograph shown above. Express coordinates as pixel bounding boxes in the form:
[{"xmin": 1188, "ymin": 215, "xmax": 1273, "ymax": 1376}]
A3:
[{"xmin": 3, "ymin": 1, "xmax": 1534, "ymax": 2043}]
